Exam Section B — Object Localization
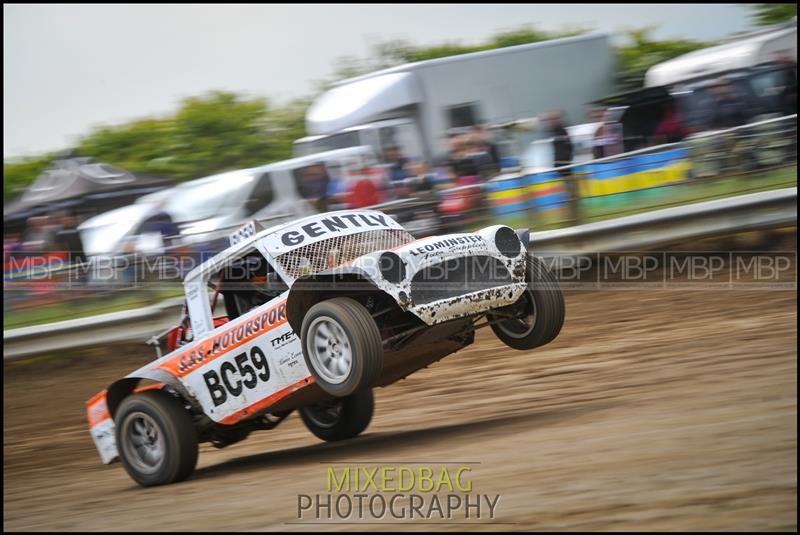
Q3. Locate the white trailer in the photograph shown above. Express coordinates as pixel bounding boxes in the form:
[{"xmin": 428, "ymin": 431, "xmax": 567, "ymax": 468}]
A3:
[
  {"xmin": 645, "ymin": 19, "xmax": 797, "ymax": 88},
  {"xmin": 294, "ymin": 32, "xmax": 616, "ymax": 163}
]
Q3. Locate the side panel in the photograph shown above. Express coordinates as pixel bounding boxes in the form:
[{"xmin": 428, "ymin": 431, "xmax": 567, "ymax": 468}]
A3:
[
  {"xmin": 415, "ymin": 34, "xmax": 616, "ymax": 154},
  {"xmin": 185, "ymin": 279, "xmax": 213, "ymax": 340},
  {"xmin": 153, "ymin": 297, "xmax": 313, "ymax": 425},
  {"xmin": 176, "ymin": 314, "xmax": 311, "ymax": 424}
]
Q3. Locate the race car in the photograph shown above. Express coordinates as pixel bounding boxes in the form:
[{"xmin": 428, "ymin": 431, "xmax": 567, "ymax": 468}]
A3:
[{"xmin": 86, "ymin": 209, "xmax": 565, "ymax": 486}]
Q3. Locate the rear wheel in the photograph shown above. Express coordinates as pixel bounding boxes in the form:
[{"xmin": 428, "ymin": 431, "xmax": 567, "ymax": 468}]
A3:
[
  {"xmin": 299, "ymin": 389, "xmax": 374, "ymax": 442},
  {"xmin": 301, "ymin": 297, "xmax": 383, "ymax": 397},
  {"xmin": 489, "ymin": 255, "xmax": 565, "ymax": 350},
  {"xmin": 115, "ymin": 390, "xmax": 198, "ymax": 487}
]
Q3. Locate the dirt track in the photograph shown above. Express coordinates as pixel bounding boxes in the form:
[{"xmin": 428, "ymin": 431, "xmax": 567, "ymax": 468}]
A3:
[{"xmin": 4, "ymin": 275, "xmax": 797, "ymax": 530}]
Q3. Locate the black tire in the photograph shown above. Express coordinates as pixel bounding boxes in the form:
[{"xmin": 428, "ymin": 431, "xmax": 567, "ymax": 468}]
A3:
[
  {"xmin": 299, "ymin": 389, "xmax": 374, "ymax": 442},
  {"xmin": 489, "ymin": 254, "xmax": 565, "ymax": 350},
  {"xmin": 300, "ymin": 297, "xmax": 383, "ymax": 397},
  {"xmin": 115, "ymin": 390, "xmax": 198, "ymax": 487}
]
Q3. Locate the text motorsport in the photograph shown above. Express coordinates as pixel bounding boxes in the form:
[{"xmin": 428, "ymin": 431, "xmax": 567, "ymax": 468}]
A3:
[{"xmin": 296, "ymin": 464, "xmax": 502, "ymax": 522}]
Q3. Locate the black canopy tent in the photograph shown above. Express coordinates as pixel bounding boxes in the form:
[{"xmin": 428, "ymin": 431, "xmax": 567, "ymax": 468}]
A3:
[{"xmin": 3, "ymin": 156, "xmax": 171, "ymax": 234}]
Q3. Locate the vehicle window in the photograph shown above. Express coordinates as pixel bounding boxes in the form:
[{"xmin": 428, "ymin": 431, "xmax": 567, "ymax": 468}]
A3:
[
  {"xmin": 748, "ymin": 70, "xmax": 786, "ymax": 113},
  {"xmin": 244, "ymin": 172, "xmax": 274, "ymax": 215},
  {"xmin": 211, "ymin": 249, "xmax": 287, "ymax": 320},
  {"xmin": 295, "ymin": 132, "xmax": 360, "ymax": 155},
  {"xmin": 163, "ymin": 172, "xmax": 254, "ymax": 223},
  {"xmin": 378, "ymin": 125, "xmax": 399, "ymax": 153},
  {"xmin": 678, "ymin": 88, "xmax": 716, "ymax": 132},
  {"xmin": 380, "ymin": 123, "xmax": 424, "ymax": 161},
  {"xmin": 447, "ymin": 103, "xmax": 481, "ymax": 129}
]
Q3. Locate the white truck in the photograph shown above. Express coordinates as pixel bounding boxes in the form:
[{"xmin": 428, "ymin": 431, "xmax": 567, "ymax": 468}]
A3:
[
  {"xmin": 645, "ymin": 19, "xmax": 797, "ymax": 89},
  {"xmin": 294, "ymin": 32, "xmax": 617, "ymax": 164}
]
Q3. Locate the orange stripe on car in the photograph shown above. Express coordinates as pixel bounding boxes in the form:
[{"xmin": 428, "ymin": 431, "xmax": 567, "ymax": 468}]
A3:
[
  {"xmin": 133, "ymin": 383, "xmax": 164, "ymax": 394},
  {"xmin": 219, "ymin": 376, "xmax": 314, "ymax": 425},
  {"xmin": 159, "ymin": 300, "xmax": 288, "ymax": 378}
]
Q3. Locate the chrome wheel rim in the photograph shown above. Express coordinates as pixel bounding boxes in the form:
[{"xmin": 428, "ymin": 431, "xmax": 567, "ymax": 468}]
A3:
[
  {"xmin": 121, "ymin": 412, "xmax": 164, "ymax": 475},
  {"xmin": 306, "ymin": 317, "xmax": 353, "ymax": 385},
  {"xmin": 495, "ymin": 290, "xmax": 537, "ymax": 339}
]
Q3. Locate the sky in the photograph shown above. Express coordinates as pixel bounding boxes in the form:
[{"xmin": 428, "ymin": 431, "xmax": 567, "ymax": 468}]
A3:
[{"xmin": 3, "ymin": 4, "xmax": 757, "ymax": 158}]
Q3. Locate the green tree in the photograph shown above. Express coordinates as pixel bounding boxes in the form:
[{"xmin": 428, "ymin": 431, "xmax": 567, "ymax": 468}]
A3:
[
  {"xmin": 262, "ymin": 97, "xmax": 312, "ymax": 161},
  {"xmin": 169, "ymin": 91, "xmax": 273, "ymax": 176},
  {"xmin": 77, "ymin": 117, "xmax": 178, "ymax": 177},
  {"xmin": 78, "ymin": 91, "xmax": 308, "ymax": 182},
  {"xmin": 750, "ymin": 4, "xmax": 797, "ymax": 25},
  {"xmin": 4, "ymin": 92, "xmax": 311, "ymax": 201}
]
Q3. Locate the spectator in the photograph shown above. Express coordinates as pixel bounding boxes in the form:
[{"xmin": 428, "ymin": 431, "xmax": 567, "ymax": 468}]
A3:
[
  {"xmin": 324, "ymin": 162, "xmax": 350, "ymax": 210},
  {"xmin": 653, "ymin": 102, "xmax": 686, "ymax": 145},
  {"xmin": 401, "ymin": 160, "xmax": 434, "ymax": 194},
  {"xmin": 55, "ymin": 215, "xmax": 87, "ymax": 265},
  {"xmin": 593, "ymin": 109, "xmax": 624, "ymax": 158},
  {"xmin": 545, "ymin": 110, "xmax": 574, "ymax": 169},
  {"xmin": 545, "ymin": 110, "xmax": 580, "ymax": 225},
  {"xmin": 23, "ymin": 215, "xmax": 59, "ymax": 252},
  {"xmin": 779, "ymin": 62, "xmax": 797, "ymax": 116},
  {"xmin": 347, "ymin": 168, "xmax": 382, "ymax": 208},
  {"xmin": 384, "ymin": 146, "xmax": 409, "ymax": 183},
  {"xmin": 709, "ymin": 78, "xmax": 748, "ymax": 129},
  {"xmin": 471, "ymin": 124, "xmax": 502, "ymax": 170},
  {"xmin": 433, "ymin": 133, "xmax": 458, "ymax": 172},
  {"xmin": 451, "ymin": 140, "xmax": 481, "ymax": 179},
  {"xmin": 299, "ymin": 162, "xmax": 331, "ymax": 212}
]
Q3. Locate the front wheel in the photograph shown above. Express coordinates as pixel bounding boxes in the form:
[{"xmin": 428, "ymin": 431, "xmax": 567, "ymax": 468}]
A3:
[
  {"xmin": 489, "ymin": 255, "xmax": 565, "ymax": 350},
  {"xmin": 300, "ymin": 297, "xmax": 383, "ymax": 397},
  {"xmin": 115, "ymin": 390, "xmax": 198, "ymax": 487},
  {"xmin": 299, "ymin": 389, "xmax": 374, "ymax": 442}
]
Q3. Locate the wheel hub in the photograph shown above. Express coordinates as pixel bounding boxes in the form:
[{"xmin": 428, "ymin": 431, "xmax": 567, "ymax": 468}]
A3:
[
  {"xmin": 494, "ymin": 290, "xmax": 537, "ymax": 338},
  {"xmin": 121, "ymin": 412, "xmax": 165, "ymax": 475},
  {"xmin": 307, "ymin": 317, "xmax": 353, "ymax": 385}
]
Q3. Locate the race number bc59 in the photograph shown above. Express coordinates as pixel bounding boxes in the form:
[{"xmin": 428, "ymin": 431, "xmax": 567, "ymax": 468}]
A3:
[{"xmin": 203, "ymin": 346, "xmax": 271, "ymax": 407}]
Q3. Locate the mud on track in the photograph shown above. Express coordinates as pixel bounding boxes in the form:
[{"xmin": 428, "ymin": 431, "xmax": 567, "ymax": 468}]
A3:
[{"xmin": 4, "ymin": 269, "xmax": 797, "ymax": 531}]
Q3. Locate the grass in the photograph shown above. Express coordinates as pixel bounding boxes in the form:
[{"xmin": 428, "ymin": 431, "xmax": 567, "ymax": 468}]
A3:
[{"xmin": 3, "ymin": 286, "xmax": 184, "ymax": 330}]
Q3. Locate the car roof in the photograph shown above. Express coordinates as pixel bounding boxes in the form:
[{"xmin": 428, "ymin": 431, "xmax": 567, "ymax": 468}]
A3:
[{"xmin": 252, "ymin": 145, "xmax": 376, "ymax": 171}]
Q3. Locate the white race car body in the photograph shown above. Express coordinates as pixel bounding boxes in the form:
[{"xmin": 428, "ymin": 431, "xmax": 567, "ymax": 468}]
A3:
[{"xmin": 87, "ymin": 209, "xmax": 529, "ymax": 464}]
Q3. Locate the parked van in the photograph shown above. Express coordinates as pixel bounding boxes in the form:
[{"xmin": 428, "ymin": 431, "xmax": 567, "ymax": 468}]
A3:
[{"xmin": 78, "ymin": 146, "xmax": 378, "ymax": 256}]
